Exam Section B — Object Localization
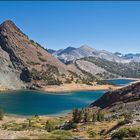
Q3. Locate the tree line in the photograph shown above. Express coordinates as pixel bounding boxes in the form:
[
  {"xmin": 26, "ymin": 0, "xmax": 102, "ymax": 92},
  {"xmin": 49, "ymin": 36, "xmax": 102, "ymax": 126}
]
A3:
[{"xmin": 72, "ymin": 108, "xmax": 105, "ymax": 123}]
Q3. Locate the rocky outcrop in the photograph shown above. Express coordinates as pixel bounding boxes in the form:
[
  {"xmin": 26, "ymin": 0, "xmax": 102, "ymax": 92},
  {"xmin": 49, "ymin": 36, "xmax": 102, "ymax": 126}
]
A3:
[
  {"xmin": 0, "ymin": 46, "xmax": 25, "ymax": 89},
  {"xmin": 90, "ymin": 82, "xmax": 140, "ymax": 109}
]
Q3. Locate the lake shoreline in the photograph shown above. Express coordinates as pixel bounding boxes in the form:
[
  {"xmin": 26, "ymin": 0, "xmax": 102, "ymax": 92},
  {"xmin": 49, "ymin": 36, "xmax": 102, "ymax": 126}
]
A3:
[
  {"xmin": 3, "ymin": 109, "xmax": 72, "ymax": 118},
  {"xmin": 41, "ymin": 83, "xmax": 119, "ymax": 93},
  {"xmin": 0, "ymin": 77, "xmax": 139, "ymax": 93},
  {"xmin": 0, "ymin": 83, "xmax": 119, "ymax": 93},
  {"xmin": 0, "ymin": 79, "xmax": 139, "ymax": 119}
]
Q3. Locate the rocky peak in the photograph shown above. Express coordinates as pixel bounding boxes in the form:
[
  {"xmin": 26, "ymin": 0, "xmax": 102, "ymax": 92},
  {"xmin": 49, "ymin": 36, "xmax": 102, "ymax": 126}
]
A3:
[
  {"xmin": 79, "ymin": 45, "xmax": 96, "ymax": 52},
  {"xmin": 0, "ymin": 20, "xmax": 21, "ymax": 33},
  {"xmin": 0, "ymin": 20, "xmax": 26, "ymax": 69},
  {"xmin": 57, "ymin": 46, "xmax": 76, "ymax": 56},
  {"xmin": 1, "ymin": 20, "xmax": 14, "ymax": 27}
]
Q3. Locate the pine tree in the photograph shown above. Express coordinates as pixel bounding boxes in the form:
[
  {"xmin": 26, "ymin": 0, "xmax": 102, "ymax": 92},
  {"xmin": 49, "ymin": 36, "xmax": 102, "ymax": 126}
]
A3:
[
  {"xmin": 27, "ymin": 118, "xmax": 32, "ymax": 127},
  {"xmin": 72, "ymin": 108, "xmax": 83, "ymax": 123},
  {"xmin": 92, "ymin": 113, "xmax": 97, "ymax": 122},
  {"xmin": 0, "ymin": 111, "xmax": 4, "ymax": 121},
  {"xmin": 83, "ymin": 111, "xmax": 91, "ymax": 122},
  {"xmin": 97, "ymin": 111, "xmax": 104, "ymax": 122},
  {"xmin": 45, "ymin": 120, "xmax": 54, "ymax": 132}
]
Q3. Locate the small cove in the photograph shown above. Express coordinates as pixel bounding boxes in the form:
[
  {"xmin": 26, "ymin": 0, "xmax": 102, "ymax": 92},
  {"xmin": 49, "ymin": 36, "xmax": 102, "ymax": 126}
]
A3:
[{"xmin": 104, "ymin": 79, "xmax": 137, "ymax": 86}]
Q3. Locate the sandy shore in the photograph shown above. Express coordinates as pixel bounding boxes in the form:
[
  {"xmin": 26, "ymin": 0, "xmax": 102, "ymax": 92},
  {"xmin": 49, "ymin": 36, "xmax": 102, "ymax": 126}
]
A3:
[
  {"xmin": 0, "ymin": 85, "xmax": 9, "ymax": 91},
  {"xmin": 1, "ymin": 77, "xmax": 139, "ymax": 93},
  {"xmin": 42, "ymin": 83, "xmax": 120, "ymax": 93}
]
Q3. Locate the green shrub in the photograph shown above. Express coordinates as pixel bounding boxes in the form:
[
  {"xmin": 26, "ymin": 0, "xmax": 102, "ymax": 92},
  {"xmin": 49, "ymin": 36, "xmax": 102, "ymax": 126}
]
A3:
[
  {"xmin": 49, "ymin": 130, "xmax": 72, "ymax": 139},
  {"xmin": 81, "ymin": 78, "xmax": 94, "ymax": 85},
  {"xmin": 97, "ymin": 111, "xmax": 104, "ymax": 122},
  {"xmin": 92, "ymin": 113, "xmax": 97, "ymax": 122},
  {"xmin": 22, "ymin": 123, "xmax": 29, "ymax": 130},
  {"xmin": 27, "ymin": 61, "xmax": 40, "ymax": 65},
  {"xmin": 46, "ymin": 64, "xmax": 59, "ymax": 75},
  {"xmin": 30, "ymin": 39, "xmax": 35, "ymax": 44},
  {"xmin": 123, "ymin": 112, "xmax": 133, "ymax": 123},
  {"xmin": 65, "ymin": 78, "xmax": 72, "ymax": 84},
  {"xmin": 72, "ymin": 108, "xmax": 83, "ymax": 123},
  {"xmin": 0, "ymin": 110, "xmax": 4, "ymax": 120},
  {"xmin": 37, "ymin": 51, "xmax": 42, "ymax": 56},
  {"xmin": 112, "ymin": 127, "xmax": 140, "ymax": 139},
  {"xmin": 39, "ymin": 130, "xmax": 72, "ymax": 139},
  {"xmin": 27, "ymin": 118, "xmax": 32, "ymax": 127},
  {"xmin": 88, "ymin": 131, "xmax": 97, "ymax": 138},
  {"xmin": 117, "ymin": 120, "xmax": 126, "ymax": 126},
  {"xmin": 83, "ymin": 111, "xmax": 91, "ymax": 122},
  {"xmin": 85, "ymin": 82, "xmax": 93, "ymax": 86},
  {"xmin": 45, "ymin": 120, "xmax": 54, "ymax": 132},
  {"xmin": 68, "ymin": 70, "xmax": 78, "ymax": 78},
  {"xmin": 47, "ymin": 78, "xmax": 62, "ymax": 85}
]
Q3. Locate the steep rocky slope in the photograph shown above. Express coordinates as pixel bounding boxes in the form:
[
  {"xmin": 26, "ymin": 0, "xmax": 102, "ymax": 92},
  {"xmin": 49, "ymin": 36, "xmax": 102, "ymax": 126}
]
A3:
[
  {"xmin": 90, "ymin": 82, "xmax": 140, "ymax": 109},
  {"xmin": 0, "ymin": 20, "xmax": 85, "ymax": 90},
  {"xmin": 0, "ymin": 47, "xmax": 24, "ymax": 89}
]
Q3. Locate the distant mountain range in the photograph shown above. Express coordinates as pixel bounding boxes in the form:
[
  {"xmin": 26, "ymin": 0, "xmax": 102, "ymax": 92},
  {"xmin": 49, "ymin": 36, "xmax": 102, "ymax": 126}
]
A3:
[
  {"xmin": 48, "ymin": 46, "xmax": 140, "ymax": 79},
  {"xmin": 115, "ymin": 52, "xmax": 140, "ymax": 62},
  {"xmin": 48, "ymin": 46, "xmax": 140, "ymax": 63}
]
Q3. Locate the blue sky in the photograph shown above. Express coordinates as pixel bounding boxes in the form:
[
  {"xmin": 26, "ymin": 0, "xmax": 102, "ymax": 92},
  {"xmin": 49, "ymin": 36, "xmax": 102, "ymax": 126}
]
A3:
[{"xmin": 0, "ymin": 1, "xmax": 140, "ymax": 53}]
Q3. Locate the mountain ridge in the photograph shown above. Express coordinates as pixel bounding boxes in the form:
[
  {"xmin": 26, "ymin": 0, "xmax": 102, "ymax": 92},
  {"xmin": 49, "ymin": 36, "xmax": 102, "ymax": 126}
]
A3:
[{"xmin": 49, "ymin": 45, "xmax": 131, "ymax": 63}]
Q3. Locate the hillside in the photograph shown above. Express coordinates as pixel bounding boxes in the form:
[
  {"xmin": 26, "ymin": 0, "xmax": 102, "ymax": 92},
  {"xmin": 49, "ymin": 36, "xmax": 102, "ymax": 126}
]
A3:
[
  {"xmin": 90, "ymin": 82, "xmax": 140, "ymax": 125},
  {"xmin": 0, "ymin": 20, "xmax": 85, "ymax": 90},
  {"xmin": 89, "ymin": 82, "xmax": 140, "ymax": 138},
  {"xmin": 74, "ymin": 57, "xmax": 140, "ymax": 79},
  {"xmin": 90, "ymin": 81, "xmax": 140, "ymax": 109}
]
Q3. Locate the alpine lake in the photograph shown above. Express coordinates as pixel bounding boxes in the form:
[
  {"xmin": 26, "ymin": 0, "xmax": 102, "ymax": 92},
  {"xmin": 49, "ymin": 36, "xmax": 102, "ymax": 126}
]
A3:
[{"xmin": 0, "ymin": 79, "xmax": 136, "ymax": 116}]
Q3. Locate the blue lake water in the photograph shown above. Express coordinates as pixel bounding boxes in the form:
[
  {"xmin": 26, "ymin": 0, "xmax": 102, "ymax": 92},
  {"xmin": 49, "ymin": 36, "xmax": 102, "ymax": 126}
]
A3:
[
  {"xmin": 104, "ymin": 79, "xmax": 136, "ymax": 86},
  {"xmin": 0, "ymin": 90, "xmax": 105, "ymax": 116},
  {"xmin": 0, "ymin": 79, "xmax": 136, "ymax": 116}
]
